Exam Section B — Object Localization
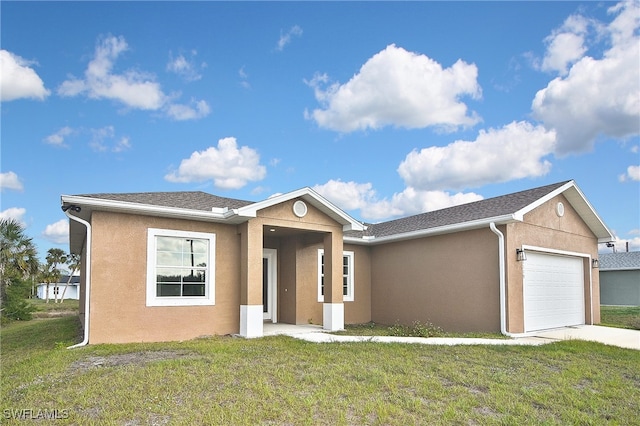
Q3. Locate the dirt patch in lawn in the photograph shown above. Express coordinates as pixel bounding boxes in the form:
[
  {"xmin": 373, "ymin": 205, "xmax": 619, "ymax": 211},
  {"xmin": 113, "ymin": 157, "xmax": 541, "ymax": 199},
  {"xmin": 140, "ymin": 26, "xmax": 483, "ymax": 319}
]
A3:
[{"xmin": 68, "ymin": 350, "xmax": 196, "ymax": 373}]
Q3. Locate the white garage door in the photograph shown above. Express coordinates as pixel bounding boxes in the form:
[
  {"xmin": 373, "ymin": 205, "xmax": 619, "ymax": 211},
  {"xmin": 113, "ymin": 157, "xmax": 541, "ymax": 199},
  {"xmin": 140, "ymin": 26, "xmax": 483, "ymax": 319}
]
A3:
[{"xmin": 523, "ymin": 252, "xmax": 585, "ymax": 332}]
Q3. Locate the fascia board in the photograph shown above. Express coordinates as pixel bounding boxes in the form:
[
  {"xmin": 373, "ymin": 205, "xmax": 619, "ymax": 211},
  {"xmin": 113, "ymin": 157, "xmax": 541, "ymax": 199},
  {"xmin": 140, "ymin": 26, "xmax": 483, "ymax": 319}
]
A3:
[
  {"xmin": 61, "ymin": 195, "xmax": 235, "ymax": 223},
  {"xmin": 600, "ymin": 267, "xmax": 640, "ymax": 272},
  {"xmin": 235, "ymin": 187, "xmax": 366, "ymax": 232},
  {"xmin": 515, "ymin": 180, "xmax": 575, "ymax": 217},
  {"xmin": 513, "ymin": 181, "xmax": 614, "ymax": 242},
  {"xmin": 344, "ymin": 214, "xmax": 518, "ymax": 245}
]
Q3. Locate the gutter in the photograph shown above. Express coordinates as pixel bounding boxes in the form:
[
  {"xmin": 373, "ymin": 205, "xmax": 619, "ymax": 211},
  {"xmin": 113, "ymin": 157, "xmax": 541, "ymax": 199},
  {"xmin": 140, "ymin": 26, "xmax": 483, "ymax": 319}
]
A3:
[
  {"xmin": 489, "ymin": 222, "xmax": 519, "ymax": 337},
  {"xmin": 64, "ymin": 210, "xmax": 91, "ymax": 349}
]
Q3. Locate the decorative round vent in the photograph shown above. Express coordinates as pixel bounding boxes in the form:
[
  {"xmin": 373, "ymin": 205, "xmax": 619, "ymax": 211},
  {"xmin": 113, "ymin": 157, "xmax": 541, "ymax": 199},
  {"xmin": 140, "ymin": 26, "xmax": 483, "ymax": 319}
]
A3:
[
  {"xmin": 293, "ymin": 200, "xmax": 308, "ymax": 218},
  {"xmin": 556, "ymin": 202, "xmax": 565, "ymax": 217}
]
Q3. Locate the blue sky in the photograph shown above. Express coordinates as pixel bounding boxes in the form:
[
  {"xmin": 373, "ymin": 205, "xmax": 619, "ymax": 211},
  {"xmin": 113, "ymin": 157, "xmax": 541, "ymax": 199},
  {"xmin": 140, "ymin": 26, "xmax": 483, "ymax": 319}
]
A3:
[{"xmin": 1, "ymin": 1, "xmax": 639, "ymax": 260}]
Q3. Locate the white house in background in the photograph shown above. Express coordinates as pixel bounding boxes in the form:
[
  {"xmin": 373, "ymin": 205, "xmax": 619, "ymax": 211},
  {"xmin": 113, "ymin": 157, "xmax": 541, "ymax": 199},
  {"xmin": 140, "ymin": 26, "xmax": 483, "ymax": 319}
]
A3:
[{"xmin": 37, "ymin": 275, "xmax": 80, "ymax": 300}]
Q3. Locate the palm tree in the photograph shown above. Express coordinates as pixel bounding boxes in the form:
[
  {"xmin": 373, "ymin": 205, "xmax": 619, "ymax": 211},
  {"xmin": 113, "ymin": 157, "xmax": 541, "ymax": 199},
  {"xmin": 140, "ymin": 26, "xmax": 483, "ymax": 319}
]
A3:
[
  {"xmin": 60, "ymin": 253, "xmax": 80, "ymax": 301},
  {"xmin": 44, "ymin": 248, "xmax": 67, "ymax": 303},
  {"xmin": 0, "ymin": 218, "xmax": 39, "ymax": 308}
]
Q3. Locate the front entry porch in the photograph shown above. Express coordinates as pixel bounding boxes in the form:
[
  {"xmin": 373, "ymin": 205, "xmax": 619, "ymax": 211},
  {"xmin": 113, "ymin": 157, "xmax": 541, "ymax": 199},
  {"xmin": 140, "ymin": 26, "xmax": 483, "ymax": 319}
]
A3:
[
  {"xmin": 263, "ymin": 322, "xmax": 324, "ymax": 336},
  {"xmin": 238, "ymin": 211, "xmax": 347, "ymax": 338}
]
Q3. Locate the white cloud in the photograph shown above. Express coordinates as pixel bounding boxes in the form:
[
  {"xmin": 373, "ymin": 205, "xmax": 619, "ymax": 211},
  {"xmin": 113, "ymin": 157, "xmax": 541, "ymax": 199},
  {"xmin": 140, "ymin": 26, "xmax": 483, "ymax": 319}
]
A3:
[
  {"xmin": 58, "ymin": 35, "xmax": 166, "ymax": 110},
  {"xmin": 306, "ymin": 44, "xmax": 481, "ymax": 133},
  {"xmin": 165, "ymin": 99, "xmax": 210, "ymax": 121},
  {"xmin": 0, "ymin": 207, "xmax": 26, "ymax": 224},
  {"xmin": 44, "ymin": 126, "xmax": 74, "ymax": 147},
  {"xmin": 239, "ymin": 66, "xmax": 250, "ymax": 89},
  {"xmin": 398, "ymin": 121, "xmax": 557, "ymax": 191},
  {"xmin": 532, "ymin": 1, "xmax": 640, "ymax": 155},
  {"xmin": 313, "ymin": 180, "xmax": 378, "ymax": 212},
  {"xmin": 166, "ymin": 51, "xmax": 204, "ymax": 82},
  {"xmin": 0, "ymin": 49, "xmax": 50, "ymax": 101},
  {"xmin": 58, "ymin": 35, "xmax": 209, "ymax": 120},
  {"xmin": 42, "ymin": 219, "xmax": 69, "ymax": 245},
  {"xmin": 539, "ymin": 15, "xmax": 589, "ymax": 75},
  {"xmin": 165, "ymin": 137, "xmax": 267, "ymax": 189},
  {"xmin": 313, "ymin": 179, "xmax": 483, "ymax": 221},
  {"xmin": 0, "ymin": 171, "xmax": 24, "ymax": 192},
  {"xmin": 619, "ymin": 164, "xmax": 640, "ymax": 182},
  {"xmin": 89, "ymin": 126, "xmax": 131, "ymax": 153},
  {"xmin": 276, "ymin": 25, "xmax": 303, "ymax": 51}
]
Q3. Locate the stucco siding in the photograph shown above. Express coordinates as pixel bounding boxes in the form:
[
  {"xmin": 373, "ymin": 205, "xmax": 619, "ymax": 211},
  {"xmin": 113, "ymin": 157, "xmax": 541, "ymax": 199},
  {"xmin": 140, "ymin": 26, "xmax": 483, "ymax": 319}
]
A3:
[
  {"xmin": 505, "ymin": 195, "xmax": 601, "ymax": 332},
  {"xmin": 370, "ymin": 228, "xmax": 501, "ymax": 333},
  {"xmin": 88, "ymin": 211, "xmax": 241, "ymax": 344}
]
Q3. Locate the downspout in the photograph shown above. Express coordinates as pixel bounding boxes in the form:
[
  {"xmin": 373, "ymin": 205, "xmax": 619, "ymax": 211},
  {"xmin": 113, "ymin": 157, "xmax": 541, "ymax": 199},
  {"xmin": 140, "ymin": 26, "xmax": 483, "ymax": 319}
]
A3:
[
  {"xmin": 64, "ymin": 211, "xmax": 91, "ymax": 349},
  {"xmin": 489, "ymin": 222, "xmax": 515, "ymax": 337}
]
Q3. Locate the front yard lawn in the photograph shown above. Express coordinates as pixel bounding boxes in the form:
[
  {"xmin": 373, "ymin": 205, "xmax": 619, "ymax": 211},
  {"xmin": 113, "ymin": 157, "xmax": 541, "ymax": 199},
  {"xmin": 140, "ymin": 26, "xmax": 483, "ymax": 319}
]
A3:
[
  {"xmin": 2, "ymin": 317, "xmax": 639, "ymax": 425},
  {"xmin": 600, "ymin": 305, "xmax": 640, "ymax": 330}
]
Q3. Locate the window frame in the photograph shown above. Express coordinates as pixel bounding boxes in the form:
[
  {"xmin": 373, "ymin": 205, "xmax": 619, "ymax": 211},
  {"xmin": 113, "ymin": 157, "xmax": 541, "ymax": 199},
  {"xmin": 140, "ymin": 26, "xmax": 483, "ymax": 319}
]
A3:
[
  {"xmin": 146, "ymin": 228, "xmax": 216, "ymax": 307},
  {"xmin": 317, "ymin": 249, "xmax": 354, "ymax": 302}
]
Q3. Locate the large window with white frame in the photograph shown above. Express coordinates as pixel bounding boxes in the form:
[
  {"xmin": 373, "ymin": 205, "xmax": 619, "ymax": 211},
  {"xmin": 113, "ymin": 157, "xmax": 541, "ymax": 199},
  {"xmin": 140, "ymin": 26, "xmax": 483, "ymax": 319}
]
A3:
[
  {"xmin": 146, "ymin": 228, "xmax": 215, "ymax": 307},
  {"xmin": 318, "ymin": 249, "xmax": 354, "ymax": 302}
]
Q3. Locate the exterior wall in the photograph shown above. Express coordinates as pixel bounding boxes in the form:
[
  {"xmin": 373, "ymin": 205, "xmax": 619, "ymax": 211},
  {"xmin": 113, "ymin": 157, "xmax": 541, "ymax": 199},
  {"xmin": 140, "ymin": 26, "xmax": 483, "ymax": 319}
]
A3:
[
  {"xmin": 505, "ymin": 194, "xmax": 601, "ymax": 333},
  {"xmin": 267, "ymin": 235, "xmax": 372, "ymax": 326},
  {"xmin": 37, "ymin": 284, "xmax": 79, "ymax": 300},
  {"xmin": 600, "ymin": 270, "xmax": 640, "ymax": 306},
  {"xmin": 88, "ymin": 211, "xmax": 241, "ymax": 344},
  {"xmin": 370, "ymin": 228, "xmax": 501, "ymax": 333}
]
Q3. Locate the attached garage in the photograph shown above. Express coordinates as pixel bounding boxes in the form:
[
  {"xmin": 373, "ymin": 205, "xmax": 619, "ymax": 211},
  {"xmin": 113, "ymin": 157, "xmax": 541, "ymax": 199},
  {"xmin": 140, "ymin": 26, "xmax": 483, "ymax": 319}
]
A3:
[{"xmin": 523, "ymin": 251, "xmax": 585, "ymax": 332}]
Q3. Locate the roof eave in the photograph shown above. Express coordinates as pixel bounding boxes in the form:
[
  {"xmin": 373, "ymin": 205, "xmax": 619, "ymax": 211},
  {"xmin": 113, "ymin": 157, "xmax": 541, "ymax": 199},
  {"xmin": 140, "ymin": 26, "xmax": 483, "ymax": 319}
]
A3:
[
  {"xmin": 514, "ymin": 181, "xmax": 614, "ymax": 242},
  {"xmin": 345, "ymin": 214, "xmax": 518, "ymax": 245},
  {"xmin": 61, "ymin": 194, "xmax": 236, "ymax": 223}
]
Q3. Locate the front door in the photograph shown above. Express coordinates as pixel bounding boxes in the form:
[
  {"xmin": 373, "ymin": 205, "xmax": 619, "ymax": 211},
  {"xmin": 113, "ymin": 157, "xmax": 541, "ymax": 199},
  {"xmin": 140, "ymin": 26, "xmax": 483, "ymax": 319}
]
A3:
[{"xmin": 263, "ymin": 249, "xmax": 277, "ymax": 322}]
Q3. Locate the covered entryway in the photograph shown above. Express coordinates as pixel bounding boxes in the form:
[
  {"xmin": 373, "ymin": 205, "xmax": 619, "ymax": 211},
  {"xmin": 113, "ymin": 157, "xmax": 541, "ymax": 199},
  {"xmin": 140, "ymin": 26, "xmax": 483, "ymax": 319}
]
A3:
[{"xmin": 523, "ymin": 251, "xmax": 585, "ymax": 332}]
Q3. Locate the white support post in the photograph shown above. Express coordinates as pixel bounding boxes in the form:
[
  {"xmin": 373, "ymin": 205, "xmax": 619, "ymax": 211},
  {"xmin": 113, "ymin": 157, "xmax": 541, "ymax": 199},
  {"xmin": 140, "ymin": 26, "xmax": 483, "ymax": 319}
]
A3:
[
  {"xmin": 240, "ymin": 305, "xmax": 264, "ymax": 338},
  {"xmin": 323, "ymin": 303, "xmax": 344, "ymax": 331}
]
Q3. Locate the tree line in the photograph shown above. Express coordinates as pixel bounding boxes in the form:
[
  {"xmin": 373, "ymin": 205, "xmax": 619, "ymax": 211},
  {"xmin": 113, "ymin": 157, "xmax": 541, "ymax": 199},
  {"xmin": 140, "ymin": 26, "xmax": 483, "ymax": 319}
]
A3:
[{"xmin": 1, "ymin": 218, "xmax": 79, "ymax": 322}]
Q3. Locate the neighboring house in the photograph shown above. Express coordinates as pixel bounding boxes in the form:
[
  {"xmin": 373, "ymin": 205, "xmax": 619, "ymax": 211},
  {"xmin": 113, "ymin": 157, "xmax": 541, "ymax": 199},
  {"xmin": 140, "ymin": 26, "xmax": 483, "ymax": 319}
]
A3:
[
  {"xmin": 599, "ymin": 252, "xmax": 640, "ymax": 306},
  {"xmin": 61, "ymin": 180, "xmax": 613, "ymax": 344},
  {"xmin": 36, "ymin": 275, "xmax": 80, "ymax": 300}
]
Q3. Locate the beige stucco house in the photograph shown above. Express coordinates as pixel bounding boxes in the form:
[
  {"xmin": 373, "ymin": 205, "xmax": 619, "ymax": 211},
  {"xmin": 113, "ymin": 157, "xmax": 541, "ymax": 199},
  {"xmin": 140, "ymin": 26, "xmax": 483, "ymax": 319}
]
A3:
[{"xmin": 61, "ymin": 180, "xmax": 613, "ymax": 345}]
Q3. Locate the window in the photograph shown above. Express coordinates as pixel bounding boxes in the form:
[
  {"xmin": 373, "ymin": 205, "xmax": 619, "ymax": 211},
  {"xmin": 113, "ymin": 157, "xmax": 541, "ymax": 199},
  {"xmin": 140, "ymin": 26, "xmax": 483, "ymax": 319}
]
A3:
[
  {"xmin": 318, "ymin": 249, "xmax": 354, "ymax": 302},
  {"xmin": 146, "ymin": 228, "xmax": 215, "ymax": 307}
]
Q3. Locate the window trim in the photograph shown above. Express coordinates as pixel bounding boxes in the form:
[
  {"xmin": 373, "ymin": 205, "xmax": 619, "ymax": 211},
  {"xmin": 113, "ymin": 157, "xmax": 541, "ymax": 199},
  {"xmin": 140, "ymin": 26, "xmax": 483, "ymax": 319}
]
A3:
[
  {"xmin": 146, "ymin": 228, "xmax": 216, "ymax": 307},
  {"xmin": 318, "ymin": 249, "xmax": 354, "ymax": 302}
]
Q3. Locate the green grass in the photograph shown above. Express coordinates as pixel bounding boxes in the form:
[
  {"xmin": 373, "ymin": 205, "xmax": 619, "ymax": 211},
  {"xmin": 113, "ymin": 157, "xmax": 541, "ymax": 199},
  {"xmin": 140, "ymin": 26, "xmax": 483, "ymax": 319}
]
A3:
[
  {"xmin": 2, "ymin": 317, "xmax": 639, "ymax": 425},
  {"xmin": 333, "ymin": 322, "xmax": 508, "ymax": 339},
  {"xmin": 600, "ymin": 305, "xmax": 640, "ymax": 330},
  {"xmin": 26, "ymin": 298, "xmax": 79, "ymax": 318}
]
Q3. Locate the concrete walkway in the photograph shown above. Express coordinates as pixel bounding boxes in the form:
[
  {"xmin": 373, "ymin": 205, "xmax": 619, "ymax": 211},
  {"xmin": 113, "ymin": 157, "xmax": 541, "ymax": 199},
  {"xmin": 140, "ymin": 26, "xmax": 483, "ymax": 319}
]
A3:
[
  {"xmin": 533, "ymin": 325, "xmax": 640, "ymax": 350},
  {"xmin": 263, "ymin": 323, "xmax": 640, "ymax": 350}
]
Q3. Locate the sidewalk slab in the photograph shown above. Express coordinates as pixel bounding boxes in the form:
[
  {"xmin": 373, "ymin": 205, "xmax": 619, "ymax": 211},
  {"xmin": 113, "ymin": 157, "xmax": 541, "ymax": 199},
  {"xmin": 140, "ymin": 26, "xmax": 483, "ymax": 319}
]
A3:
[{"xmin": 533, "ymin": 325, "xmax": 640, "ymax": 350}]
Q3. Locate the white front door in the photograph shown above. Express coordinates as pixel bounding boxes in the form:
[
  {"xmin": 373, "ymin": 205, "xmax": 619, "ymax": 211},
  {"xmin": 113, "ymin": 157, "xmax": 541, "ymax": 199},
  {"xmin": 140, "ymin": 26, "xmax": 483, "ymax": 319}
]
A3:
[{"xmin": 263, "ymin": 249, "xmax": 278, "ymax": 322}]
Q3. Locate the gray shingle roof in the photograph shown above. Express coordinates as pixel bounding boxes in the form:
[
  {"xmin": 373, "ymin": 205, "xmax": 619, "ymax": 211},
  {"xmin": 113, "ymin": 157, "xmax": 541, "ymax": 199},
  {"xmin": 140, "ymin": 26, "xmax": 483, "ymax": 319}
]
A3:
[
  {"xmin": 78, "ymin": 181, "xmax": 570, "ymax": 239},
  {"xmin": 78, "ymin": 191, "xmax": 253, "ymax": 211},
  {"xmin": 346, "ymin": 181, "xmax": 570, "ymax": 238},
  {"xmin": 599, "ymin": 252, "xmax": 640, "ymax": 270}
]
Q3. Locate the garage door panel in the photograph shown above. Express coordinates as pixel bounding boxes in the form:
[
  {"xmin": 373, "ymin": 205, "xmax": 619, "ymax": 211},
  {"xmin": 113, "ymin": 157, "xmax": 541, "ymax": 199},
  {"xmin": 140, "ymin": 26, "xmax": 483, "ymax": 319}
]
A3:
[{"xmin": 523, "ymin": 252, "xmax": 584, "ymax": 332}]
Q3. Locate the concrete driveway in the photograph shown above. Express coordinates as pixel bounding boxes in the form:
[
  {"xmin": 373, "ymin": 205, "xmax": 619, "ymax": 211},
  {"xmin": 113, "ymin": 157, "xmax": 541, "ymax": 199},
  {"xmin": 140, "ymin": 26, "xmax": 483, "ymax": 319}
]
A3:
[{"xmin": 534, "ymin": 325, "xmax": 640, "ymax": 350}]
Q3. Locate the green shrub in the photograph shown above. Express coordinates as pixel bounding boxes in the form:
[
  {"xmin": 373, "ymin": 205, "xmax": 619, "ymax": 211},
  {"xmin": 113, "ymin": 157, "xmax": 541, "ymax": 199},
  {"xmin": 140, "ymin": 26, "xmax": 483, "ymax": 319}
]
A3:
[
  {"xmin": 1, "ymin": 278, "xmax": 35, "ymax": 322},
  {"xmin": 387, "ymin": 320, "xmax": 444, "ymax": 337}
]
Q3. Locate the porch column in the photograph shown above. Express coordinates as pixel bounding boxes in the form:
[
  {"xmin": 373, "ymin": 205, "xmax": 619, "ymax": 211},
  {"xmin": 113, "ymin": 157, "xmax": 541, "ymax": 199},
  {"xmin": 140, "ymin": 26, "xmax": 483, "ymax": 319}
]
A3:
[
  {"xmin": 322, "ymin": 231, "xmax": 344, "ymax": 331},
  {"xmin": 239, "ymin": 220, "xmax": 263, "ymax": 338}
]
